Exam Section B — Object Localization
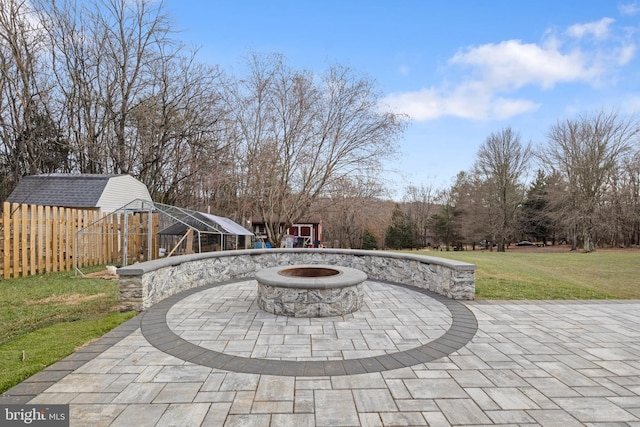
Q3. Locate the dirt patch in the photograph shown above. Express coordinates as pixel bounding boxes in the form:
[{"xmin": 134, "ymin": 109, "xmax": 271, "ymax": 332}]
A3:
[
  {"xmin": 84, "ymin": 266, "xmax": 119, "ymax": 280},
  {"xmin": 75, "ymin": 337, "xmax": 101, "ymax": 351},
  {"xmin": 28, "ymin": 293, "xmax": 107, "ymax": 306}
]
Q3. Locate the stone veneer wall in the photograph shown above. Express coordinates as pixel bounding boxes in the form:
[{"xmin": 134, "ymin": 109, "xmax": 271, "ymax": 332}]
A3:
[{"xmin": 117, "ymin": 248, "xmax": 476, "ymax": 312}]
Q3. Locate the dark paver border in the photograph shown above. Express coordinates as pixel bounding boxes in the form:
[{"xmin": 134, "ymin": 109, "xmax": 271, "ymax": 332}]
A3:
[{"xmin": 140, "ymin": 279, "xmax": 477, "ymax": 376}]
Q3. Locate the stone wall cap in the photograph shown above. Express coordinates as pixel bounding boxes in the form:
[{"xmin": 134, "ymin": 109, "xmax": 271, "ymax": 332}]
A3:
[
  {"xmin": 256, "ymin": 264, "xmax": 367, "ymax": 289},
  {"xmin": 117, "ymin": 248, "xmax": 476, "ymax": 276}
]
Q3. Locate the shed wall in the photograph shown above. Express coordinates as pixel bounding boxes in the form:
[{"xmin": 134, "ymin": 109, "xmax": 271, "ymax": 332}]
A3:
[{"xmin": 97, "ymin": 176, "xmax": 152, "ymax": 212}]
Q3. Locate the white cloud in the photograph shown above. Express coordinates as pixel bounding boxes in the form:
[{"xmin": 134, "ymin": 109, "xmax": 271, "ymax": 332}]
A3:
[
  {"xmin": 619, "ymin": 2, "xmax": 640, "ymax": 15},
  {"xmin": 450, "ymin": 40, "xmax": 595, "ymax": 90},
  {"xmin": 381, "ymin": 84, "xmax": 540, "ymax": 121},
  {"xmin": 381, "ymin": 17, "xmax": 635, "ymax": 123},
  {"xmin": 617, "ymin": 43, "xmax": 636, "ymax": 65},
  {"xmin": 490, "ymin": 98, "xmax": 542, "ymax": 120},
  {"xmin": 566, "ymin": 17, "xmax": 615, "ymax": 39}
]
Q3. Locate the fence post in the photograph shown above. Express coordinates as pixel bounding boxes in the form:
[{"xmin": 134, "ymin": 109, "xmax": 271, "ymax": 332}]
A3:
[
  {"xmin": 29, "ymin": 204, "xmax": 36, "ymax": 275},
  {"xmin": 52, "ymin": 207, "xmax": 58, "ymax": 273},
  {"xmin": 3, "ymin": 202, "xmax": 10, "ymax": 279},
  {"xmin": 64, "ymin": 208, "xmax": 71, "ymax": 271},
  {"xmin": 45, "ymin": 206, "xmax": 51, "ymax": 273},
  {"xmin": 36, "ymin": 205, "xmax": 43, "ymax": 274},
  {"xmin": 21, "ymin": 204, "xmax": 28, "ymax": 277},
  {"xmin": 12, "ymin": 203, "xmax": 20, "ymax": 278}
]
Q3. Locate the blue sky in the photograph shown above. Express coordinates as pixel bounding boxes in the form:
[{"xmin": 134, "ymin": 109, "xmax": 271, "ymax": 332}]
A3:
[{"xmin": 164, "ymin": 0, "xmax": 640, "ymax": 197}]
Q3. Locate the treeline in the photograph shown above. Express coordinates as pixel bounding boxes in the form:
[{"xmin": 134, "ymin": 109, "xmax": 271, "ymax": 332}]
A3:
[
  {"xmin": 0, "ymin": 0, "xmax": 405, "ymax": 247},
  {"xmin": 374, "ymin": 115, "xmax": 640, "ymax": 253}
]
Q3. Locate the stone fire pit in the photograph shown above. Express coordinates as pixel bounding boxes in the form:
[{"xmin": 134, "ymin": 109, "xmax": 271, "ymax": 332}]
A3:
[{"xmin": 255, "ymin": 264, "xmax": 367, "ymax": 317}]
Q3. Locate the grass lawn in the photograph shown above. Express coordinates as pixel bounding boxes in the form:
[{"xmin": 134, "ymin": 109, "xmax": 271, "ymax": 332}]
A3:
[
  {"xmin": 417, "ymin": 248, "xmax": 640, "ymax": 300},
  {"xmin": 0, "ymin": 270, "xmax": 136, "ymax": 393}
]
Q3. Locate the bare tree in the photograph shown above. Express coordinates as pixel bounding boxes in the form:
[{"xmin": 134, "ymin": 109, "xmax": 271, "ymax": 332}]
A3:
[
  {"xmin": 621, "ymin": 151, "xmax": 640, "ymax": 246},
  {"xmin": 448, "ymin": 171, "xmax": 490, "ymax": 249},
  {"xmin": 0, "ymin": 0, "xmax": 62, "ymax": 199},
  {"xmin": 128, "ymin": 50, "xmax": 228, "ymax": 205},
  {"xmin": 93, "ymin": 0, "xmax": 172, "ymax": 174},
  {"xmin": 317, "ymin": 174, "xmax": 388, "ymax": 248},
  {"xmin": 429, "ymin": 180, "xmax": 465, "ymax": 250},
  {"xmin": 36, "ymin": 0, "xmax": 110, "ymax": 174},
  {"xmin": 541, "ymin": 110, "xmax": 639, "ymax": 252},
  {"xmin": 35, "ymin": 0, "xmax": 176, "ymax": 177},
  {"xmin": 473, "ymin": 127, "xmax": 532, "ymax": 251},
  {"xmin": 225, "ymin": 54, "xmax": 406, "ymax": 247},
  {"xmin": 403, "ymin": 183, "xmax": 437, "ymax": 248}
]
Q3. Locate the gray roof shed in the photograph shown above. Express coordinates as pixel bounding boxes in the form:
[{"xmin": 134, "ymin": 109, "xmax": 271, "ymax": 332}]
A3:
[{"xmin": 6, "ymin": 174, "xmax": 152, "ymax": 212}]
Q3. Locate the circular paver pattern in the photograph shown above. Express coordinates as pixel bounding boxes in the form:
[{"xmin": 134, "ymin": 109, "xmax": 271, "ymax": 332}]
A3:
[
  {"xmin": 141, "ymin": 279, "xmax": 477, "ymax": 376},
  {"xmin": 168, "ymin": 281, "xmax": 450, "ymax": 358}
]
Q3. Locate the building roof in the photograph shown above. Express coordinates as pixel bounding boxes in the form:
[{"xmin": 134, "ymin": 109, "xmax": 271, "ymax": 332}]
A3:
[
  {"xmin": 251, "ymin": 217, "xmax": 322, "ymax": 225},
  {"xmin": 6, "ymin": 174, "xmax": 116, "ymax": 208},
  {"xmin": 201, "ymin": 213, "xmax": 253, "ymax": 236},
  {"xmin": 158, "ymin": 211, "xmax": 253, "ymax": 236},
  {"xmin": 5, "ymin": 174, "xmax": 151, "ymax": 211}
]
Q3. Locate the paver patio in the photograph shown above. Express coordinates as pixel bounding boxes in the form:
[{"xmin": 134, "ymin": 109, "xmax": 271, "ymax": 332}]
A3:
[{"xmin": 2, "ymin": 279, "xmax": 640, "ymax": 426}]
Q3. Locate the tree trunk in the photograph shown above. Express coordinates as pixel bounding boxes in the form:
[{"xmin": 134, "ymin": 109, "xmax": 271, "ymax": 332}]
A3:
[{"xmin": 583, "ymin": 232, "xmax": 595, "ymax": 253}]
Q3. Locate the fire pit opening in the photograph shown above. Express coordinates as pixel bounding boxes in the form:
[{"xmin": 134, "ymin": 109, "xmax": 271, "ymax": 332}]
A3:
[{"xmin": 279, "ymin": 267, "xmax": 340, "ymax": 278}]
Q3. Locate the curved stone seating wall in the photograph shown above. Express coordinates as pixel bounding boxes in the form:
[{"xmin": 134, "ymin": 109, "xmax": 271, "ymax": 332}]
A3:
[{"xmin": 117, "ymin": 248, "xmax": 476, "ymax": 312}]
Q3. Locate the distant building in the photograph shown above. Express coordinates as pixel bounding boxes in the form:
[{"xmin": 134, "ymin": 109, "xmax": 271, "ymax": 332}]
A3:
[
  {"xmin": 251, "ymin": 218, "xmax": 323, "ymax": 248},
  {"xmin": 6, "ymin": 174, "xmax": 152, "ymax": 213}
]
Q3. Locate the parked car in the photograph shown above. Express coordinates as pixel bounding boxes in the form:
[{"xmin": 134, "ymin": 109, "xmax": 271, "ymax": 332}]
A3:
[{"xmin": 515, "ymin": 240, "xmax": 535, "ymax": 246}]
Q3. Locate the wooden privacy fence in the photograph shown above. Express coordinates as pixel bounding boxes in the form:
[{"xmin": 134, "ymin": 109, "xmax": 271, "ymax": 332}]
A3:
[{"xmin": 1, "ymin": 202, "xmax": 159, "ymax": 279}]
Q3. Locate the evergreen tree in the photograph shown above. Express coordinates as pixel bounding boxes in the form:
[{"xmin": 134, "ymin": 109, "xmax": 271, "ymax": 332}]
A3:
[
  {"xmin": 361, "ymin": 229, "xmax": 378, "ymax": 250},
  {"xmin": 428, "ymin": 204, "xmax": 461, "ymax": 250},
  {"xmin": 384, "ymin": 204, "xmax": 415, "ymax": 249},
  {"xmin": 520, "ymin": 170, "xmax": 553, "ymax": 244}
]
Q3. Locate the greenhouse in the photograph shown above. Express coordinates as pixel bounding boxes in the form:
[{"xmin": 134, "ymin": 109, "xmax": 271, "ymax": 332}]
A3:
[{"xmin": 74, "ymin": 199, "xmax": 253, "ymax": 275}]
